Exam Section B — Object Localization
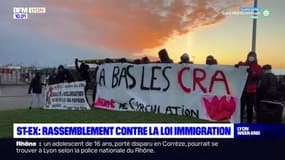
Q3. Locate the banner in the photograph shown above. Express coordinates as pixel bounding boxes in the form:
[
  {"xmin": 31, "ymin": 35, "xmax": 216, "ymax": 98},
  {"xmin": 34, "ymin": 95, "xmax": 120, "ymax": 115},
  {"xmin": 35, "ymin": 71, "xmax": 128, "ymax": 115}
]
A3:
[
  {"xmin": 13, "ymin": 123, "xmax": 234, "ymax": 139},
  {"xmin": 44, "ymin": 81, "xmax": 90, "ymax": 110},
  {"xmin": 94, "ymin": 63, "xmax": 248, "ymax": 122}
]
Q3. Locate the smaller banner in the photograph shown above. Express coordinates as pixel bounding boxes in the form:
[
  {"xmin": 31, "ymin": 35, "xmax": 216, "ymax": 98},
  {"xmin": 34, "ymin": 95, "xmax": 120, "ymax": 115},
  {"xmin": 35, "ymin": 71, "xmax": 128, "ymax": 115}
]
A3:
[
  {"xmin": 13, "ymin": 123, "xmax": 234, "ymax": 139},
  {"xmin": 44, "ymin": 81, "xmax": 90, "ymax": 110}
]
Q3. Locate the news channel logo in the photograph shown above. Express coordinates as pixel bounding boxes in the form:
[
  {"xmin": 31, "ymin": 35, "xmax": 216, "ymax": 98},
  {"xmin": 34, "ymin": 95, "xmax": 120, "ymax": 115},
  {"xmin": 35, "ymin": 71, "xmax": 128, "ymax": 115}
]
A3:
[
  {"xmin": 222, "ymin": 7, "xmax": 270, "ymax": 19},
  {"xmin": 13, "ymin": 7, "xmax": 46, "ymax": 20}
]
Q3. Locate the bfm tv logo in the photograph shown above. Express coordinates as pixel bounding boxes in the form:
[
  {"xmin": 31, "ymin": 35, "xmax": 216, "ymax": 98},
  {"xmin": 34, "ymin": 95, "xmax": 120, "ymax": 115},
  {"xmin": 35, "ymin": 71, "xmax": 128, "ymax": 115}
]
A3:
[{"xmin": 13, "ymin": 7, "xmax": 46, "ymax": 19}]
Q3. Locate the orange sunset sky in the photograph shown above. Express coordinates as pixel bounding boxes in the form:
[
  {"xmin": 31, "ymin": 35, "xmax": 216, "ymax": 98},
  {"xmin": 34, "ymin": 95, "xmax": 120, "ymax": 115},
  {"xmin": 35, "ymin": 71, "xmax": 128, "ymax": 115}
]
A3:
[{"xmin": 0, "ymin": 0, "xmax": 284, "ymax": 68}]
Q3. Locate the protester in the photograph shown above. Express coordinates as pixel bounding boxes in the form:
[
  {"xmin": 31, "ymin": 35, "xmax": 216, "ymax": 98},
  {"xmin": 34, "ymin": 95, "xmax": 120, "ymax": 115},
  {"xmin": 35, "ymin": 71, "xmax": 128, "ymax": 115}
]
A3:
[
  {"xmin": 28, "ymin": 72, "xmax": 43, "ymax": 110},
  {"xmin": 75, "ymin": 58, "xmax": 90, "ymax": 82},
  {"xmin": 48, "ymin": 68, "xmax": 58, "ymax": 85},
  {"xmin": 75, "ymin": 58, "xmax": 91, "ymax": 104},
  {"xmin": 92, "ymin": 66, "xmax": 99, "ymax": 103},
  {"xmin": 104, "ymin": 58, "xmax": 113, "ymax": 63},
  {"xmin": 158, "ymin": 49, "xmax": 173, "ymax": 63},
  {"xmin": 257, "ymin": 64, "xmax": 279, "ymax": 101},
  {"xmin": 133, "ymin": 59, "xmax": 141, "ymax": 64},
  {"xmin": 140, "ymin": 56, "xmax": 150, "ymax": 64},
  {"xmin": 56, "ymin": 65, "xmax": 74, "ymax": 83},
  {"xmin": 235, "ymin": 51, "xmax": 262, "ymax": 123},
  {"xmin": 206, "ymin": 55, "xmax": 217, "ymax": 65},
  {"xmin": 179, "ymin": 53, "xmax": 193, "ymax": 64},
  {"xmin": 118, "ymin": 58, "xmax": 128, "ymax": 63}
]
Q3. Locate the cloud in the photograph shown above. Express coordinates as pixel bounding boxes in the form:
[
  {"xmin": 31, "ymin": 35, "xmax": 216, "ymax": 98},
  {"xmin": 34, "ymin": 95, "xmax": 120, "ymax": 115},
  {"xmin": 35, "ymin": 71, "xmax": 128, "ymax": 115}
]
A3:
[{"xmin": 32, "ymin": 0, "xmax": 252, "ymax": 55}]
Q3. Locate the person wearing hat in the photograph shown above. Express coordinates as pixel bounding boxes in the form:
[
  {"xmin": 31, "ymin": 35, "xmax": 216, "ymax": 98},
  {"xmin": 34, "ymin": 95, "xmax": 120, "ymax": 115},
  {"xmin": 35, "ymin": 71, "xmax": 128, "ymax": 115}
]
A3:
[
  {"xmin": 257, "ymin": 64, "xmax": 279, "ymax": 101},
  {"xmin": 179, "ymin": 53, "xmax": 193, "ymax": 64}
]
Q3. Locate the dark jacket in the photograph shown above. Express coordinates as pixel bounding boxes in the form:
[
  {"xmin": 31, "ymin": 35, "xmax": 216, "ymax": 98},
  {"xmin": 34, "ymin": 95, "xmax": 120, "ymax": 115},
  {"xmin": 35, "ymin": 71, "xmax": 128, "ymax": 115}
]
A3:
[
  {"xmin": 28, "ymin": 77, "xmax": 42, "ymax": 94},
  {"xmin": 75, "ymin": 62, "xmax": 90, "ymax": 82},
  {"xmin": 56, "ymin": 69, "xmax": 74, "ymax": 83},
  {"xmin": 278, "ymin": 82, "xmax": 285, "ymax": 100},
  {"xmin": 259, "ymin": 72, "xmax": 279, "ymax": 100},
  {"xmin": 48, "ymin": 74, "xmax": 58, "ymax": 85}
]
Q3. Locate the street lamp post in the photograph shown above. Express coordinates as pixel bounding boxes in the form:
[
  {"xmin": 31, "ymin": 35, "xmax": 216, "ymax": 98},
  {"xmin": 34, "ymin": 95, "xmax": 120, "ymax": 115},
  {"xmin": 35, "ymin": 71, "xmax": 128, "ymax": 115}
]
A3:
[{"xmin": 251, "ymin": 0, "xmax": 258, "ymax": 52}]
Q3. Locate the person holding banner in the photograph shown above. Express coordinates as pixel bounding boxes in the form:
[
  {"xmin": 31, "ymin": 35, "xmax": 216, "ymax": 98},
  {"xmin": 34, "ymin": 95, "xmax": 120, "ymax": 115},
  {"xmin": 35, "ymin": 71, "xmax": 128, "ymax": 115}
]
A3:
[
  {"xmin": 236, "ymin": 51, "xmax": 262, "ymax": 123},
  {"xmin": 47, "ymin": 68, "xmax": 58, "ymax": 85},
  {"xmin": 179, "ymin": 53, "xmax": 193, "ymax": 64},
  {"xmin": 140, "ymin": 56, "xmax": 150, "ymax": 64},
  {"xmin": 75, "ymin": 58, "xmax": 90, "ymax": 104},
  {"xmin": 92, "ymin": 66, "xmax": 99, "ymax": 103},
  {"xmin": 56, "ymin": 65, "xmax": 74, "ymax": 83},
  {"xmin": 206, "ymin": 55, "xmax": 217, "ymax": 65},
  {"xmin": 28, "ymin": 72, "xmax": 43, "ymax": 110},
  {"xmin": 158, "ymin": 49, "xmax": 173, "ymax": 63}
]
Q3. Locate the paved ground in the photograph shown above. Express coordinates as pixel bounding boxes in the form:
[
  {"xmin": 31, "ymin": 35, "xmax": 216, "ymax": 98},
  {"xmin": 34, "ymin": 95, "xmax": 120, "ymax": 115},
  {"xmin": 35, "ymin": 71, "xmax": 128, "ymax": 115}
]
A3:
[
  {"xmin": 0, "ymin": 85, "xmax": 93, "ymax": 110},
  {"xmin": 0, "ymin": 85, "xmax": 30, "ymax": 110}
]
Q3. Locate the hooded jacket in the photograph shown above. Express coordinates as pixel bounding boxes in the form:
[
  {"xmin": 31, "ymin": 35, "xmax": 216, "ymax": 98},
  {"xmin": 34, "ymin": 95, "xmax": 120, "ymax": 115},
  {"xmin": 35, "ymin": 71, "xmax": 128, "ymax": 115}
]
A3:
[
  {"xmin": 259, "ymin": 71, "xmax": 279, "ymax": 100},
  {"xmin": 28, "ymin": 75, "xmax": 42, "ymax": 94}
]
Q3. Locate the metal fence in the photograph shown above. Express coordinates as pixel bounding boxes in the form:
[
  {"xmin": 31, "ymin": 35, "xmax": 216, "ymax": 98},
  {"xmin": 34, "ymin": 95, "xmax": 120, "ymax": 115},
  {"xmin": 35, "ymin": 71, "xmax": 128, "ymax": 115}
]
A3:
[{"xmin": 0, "ymin": 70, "xmax": 31, "ymax": 85}]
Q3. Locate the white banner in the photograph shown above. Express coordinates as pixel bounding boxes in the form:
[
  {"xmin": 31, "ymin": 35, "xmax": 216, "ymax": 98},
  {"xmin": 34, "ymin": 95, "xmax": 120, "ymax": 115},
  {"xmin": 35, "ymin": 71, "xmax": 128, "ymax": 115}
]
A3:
[
  {"xmin": 94, "ymin": 64, "xmax": 248, "ymax": 123},
  {"xmin": 44, "ymin": 81, "xmax": 90, "ymax": 110}
]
